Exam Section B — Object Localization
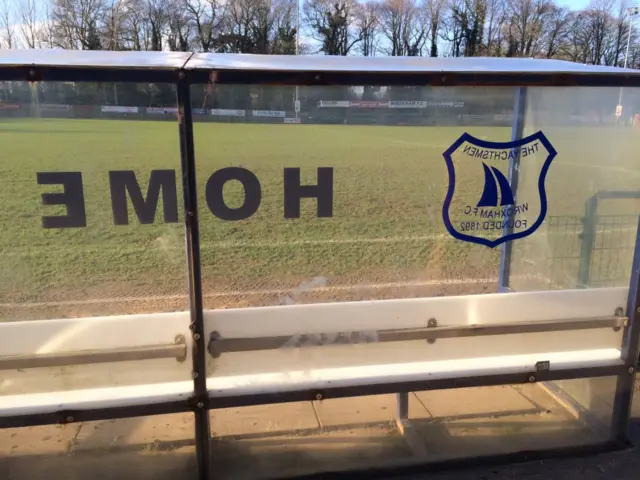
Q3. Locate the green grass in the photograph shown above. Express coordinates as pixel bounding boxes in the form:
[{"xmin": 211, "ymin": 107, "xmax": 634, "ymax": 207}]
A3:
[{"xmin": 1, "ymin": 119, "xmax": 640, "ymax": 312}]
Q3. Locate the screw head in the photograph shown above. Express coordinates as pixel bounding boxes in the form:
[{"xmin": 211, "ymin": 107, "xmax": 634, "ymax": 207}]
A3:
[
  {"xmin": 629, "ymin": 366, "xmax": 635, "ymax": 374},
  {"xmin": 192, "ymin": 371, "xmax": 199, "ymax": 379},
  {"xmin": 196, "ymin": 401, "xmax": 204, "ymax": 408},
  {"xmin": 528, "ymin": 376, "xmax": 536, "ymax": 383},
  {"xmin": 193, "ymin": 333, "xmax": 201, "ymax": 340},
  {"xmin": 315, "ymin": 393, "xmax": 323, "ymax": 401},
  {"xmin": 66, "ymin": 415, "xmax": 74, "ymax": 422}
]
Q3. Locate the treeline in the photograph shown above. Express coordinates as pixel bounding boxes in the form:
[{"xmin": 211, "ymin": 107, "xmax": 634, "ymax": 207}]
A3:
[
  {"xmin": 0, "ymin": 0, "xmax": 639, "ymax": 112},
  {"xmin": 0, "ymin": 0, "xmax": 639, "ymax": 66}
]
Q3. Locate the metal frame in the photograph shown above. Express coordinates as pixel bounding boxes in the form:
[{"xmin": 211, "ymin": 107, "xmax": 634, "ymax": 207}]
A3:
[
  {"xmin": 176, "ymin": 70, "xmax": 212, "ymax": 479},
  {"xmin": 498, "ymin": 87, "xmax": 527, "ymax": 292},
  {"xmin": 2, "ymin": 51, "xmax": 640, "ymax": 479},
  {"xmin": 611, "ymin": 215, "xmax": 640, "ymax": 441}
]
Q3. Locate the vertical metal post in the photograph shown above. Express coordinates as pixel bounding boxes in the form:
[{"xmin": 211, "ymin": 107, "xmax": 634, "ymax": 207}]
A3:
[
  {"xmin": 577, "ymin": 195, "xmax": 598, "ymax": 288},
  {"xmin": 396, "ymin": 392, "xmax": 409, "ymax": 420},
  {"xmin": 610, "ymin": 216, "xmax": 640, "ymax": 443},
  {"xmin": 177, "ymin": 71, "xmax": 211, "ymax": 480},
  {"xmin": 498, "ymin": 87, "xmax": 527, "ymax": 292},
  {"xmin": 294, "ymin": 0, "xmax": 300, "ymax": 120}
]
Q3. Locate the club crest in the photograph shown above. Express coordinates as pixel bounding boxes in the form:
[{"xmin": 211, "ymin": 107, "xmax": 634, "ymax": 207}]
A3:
[{"xmin": 442, "ymin": 131, "xmax": 556, "ymax": 248}]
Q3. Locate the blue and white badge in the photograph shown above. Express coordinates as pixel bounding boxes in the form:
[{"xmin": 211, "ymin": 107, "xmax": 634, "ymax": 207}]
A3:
[{"xmin": 442, "ymin": 131, "xmax": 556, "ymax": 248}]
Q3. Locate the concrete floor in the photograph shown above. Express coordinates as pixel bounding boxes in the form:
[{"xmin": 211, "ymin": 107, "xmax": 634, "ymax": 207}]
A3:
[{"xmin": 3, "ymin": 381, "xmax": 638, "ymax": 479}]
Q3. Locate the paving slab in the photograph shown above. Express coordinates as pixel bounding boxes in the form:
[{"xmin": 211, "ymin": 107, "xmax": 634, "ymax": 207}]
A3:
[
  {"xmin": 414, "ymin": 385, "xmax": 540, "ymax": 419},
  {"xmin": 73, "ymin": 413, "xmax": 194, "ymax": 452},
  {"xmin": 0, "ymin": 423, "xmax": 82, "ymax": 455},
  {"xmin": 1, "ymin": 389, "xmax": 639, "ymax": 480},
  {"xmin": 211, "ymin": 401, "xmax": 319, "ymax": 437},
  {"xmin": 313, "ymin": 393, "xmax": 430, "ymax": 428}
]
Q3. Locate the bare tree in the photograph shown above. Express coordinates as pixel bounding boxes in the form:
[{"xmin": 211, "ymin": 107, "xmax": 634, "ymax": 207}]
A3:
[
  {"xmin": 606, "ymin": 0, "xmax": 632, "ymax": 65},
  {"xmin": 585, "ymin": 0, "xmax": 615, "ymax": 64},
  {"xmin": 485, "ymin": 0, "xmax": 505, "ymax": 55},
  {"xmin": 18, "ymin": 0, "xmax": 41, "ymax": 48},
  {"xmin": 120, "ymin": 0, "xmax": 147, "ymax": 50},
  {"xmin": 379, "ymin": 0, "xmax": 428, "ymax": 56},
  {"xmin": 49, "ymin": 0, "xmax": 105, "ymax": 50},
  {"xmin": 541, "ymin": 5, "xmax": 572, "ymax": 58},
  {"xmin": 303, "ymin": 0, "xmax": 361, "ymax": 55},
  {"xmin": 354, "ymin": 0, "xmax": 380, "ymax": 56},
  {"xmin": 271, "ymin": 0, "xmax": 298, "ymax": 54},
  {"xmin": 446, "ymin": 0, "xmax": 487, "ymax": 57},
  {"xmin": 166, "ymin": 1, "xmax": 191, "ymax": 51},
  {"xmin": 426, "ymin": 0, "xmax": 446, "ymax": 56},
  {"xmin": 564, "ymin": 10, "xmax": 591, "ymax": 62},
  {"xmin": 503, "ymin": 0, "xmax": 554, "ymax": 57},
  {"xmin": 102, "ymin": 0, "xmax": 131, "ymax": 50},
  {"xmin": 184, "ymin": 0, "xmax": 225, "ymax": 52},
  {"xmin": 147, "ymin": 0, "xmax": 169, "ymax": 51},
  {"xmin": 0, "ymin": 0, "xmax": 15, "ymax": 48}
]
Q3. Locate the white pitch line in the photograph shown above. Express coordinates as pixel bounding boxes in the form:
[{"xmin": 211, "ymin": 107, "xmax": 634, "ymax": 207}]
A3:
[
  {"xmin": 561, "ymin": 161, "xmax": 640, "ymax": 175},
  {"xmin": 3, "ymin": 227, "xmax": 637, "ymax": 256},
  {"xmin": 0, "ymin": 277, "xmax": 497, "ymax": 308}
]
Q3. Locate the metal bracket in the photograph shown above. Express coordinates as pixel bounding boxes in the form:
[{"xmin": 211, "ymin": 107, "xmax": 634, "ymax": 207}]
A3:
[
  {"xmin": 427, "ymin": 318, "xmax": 437, "ymax": 344},
  {"xmin": 614, "ymin": 307, "xmax": 626, "ymax": 331},
  {"xmin": 535, "ymin": 360, "xmax": 550, "ymax": 372},
  {"xmin": 208, "ymin": 331, "xmax": 222, "ymax": 359}
]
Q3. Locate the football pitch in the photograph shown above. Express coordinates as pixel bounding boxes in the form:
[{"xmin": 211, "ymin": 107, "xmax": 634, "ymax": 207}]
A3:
[{"xmin": 1, "ymin": 118, "xmax": 639, "ymax": 319}]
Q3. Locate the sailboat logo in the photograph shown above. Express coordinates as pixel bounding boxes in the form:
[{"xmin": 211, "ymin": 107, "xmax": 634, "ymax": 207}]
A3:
[
  {"xmin": 441, "ymin": 131, "xmax": 557, "ymax": 248},
  {"xmin": 477, "ymin": 163, "xmax": 515, "ymax": 208}
]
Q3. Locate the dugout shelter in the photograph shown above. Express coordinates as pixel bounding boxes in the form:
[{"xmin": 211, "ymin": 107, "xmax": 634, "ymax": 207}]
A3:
[{"xmin": 1, "ymin": 50, "xmax": 640, "ymax": 479}]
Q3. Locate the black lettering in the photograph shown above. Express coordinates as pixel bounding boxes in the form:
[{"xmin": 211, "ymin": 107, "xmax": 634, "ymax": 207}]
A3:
[
  {"xmin": 206, "ymin": 167, "xmax": 261, "ymax": 221},
  {"xmin": 37, "ymin": 172, "xmax": 86, "ymax": 228},
  {"xmin": 284, "ymin": 167, "xmax": 334, "ymax": 219},
  {"xmin": 109, "ymin": 170, "xmax": 178, "ymax": 225}
]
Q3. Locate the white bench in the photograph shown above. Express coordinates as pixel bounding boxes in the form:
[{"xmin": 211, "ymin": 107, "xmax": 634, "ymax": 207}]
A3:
[{"xmin": 0, "ymin": 288, "xmax": 628, "ymax": 426}]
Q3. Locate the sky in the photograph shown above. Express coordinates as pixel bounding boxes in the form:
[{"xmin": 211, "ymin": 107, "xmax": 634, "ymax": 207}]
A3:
[{"xmin": 556, "ymin": 0, "xmax": 592, "ymax": 10}]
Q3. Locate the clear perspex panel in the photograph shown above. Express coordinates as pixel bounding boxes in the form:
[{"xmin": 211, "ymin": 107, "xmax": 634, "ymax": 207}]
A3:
[
  {"xmin": 194, "ymin": 82, "xmax": 631, "ymax": 477},
  {"xmin": 0, "ymin": 82, "xmax": 194, "ymax": 476},
  {"xmin": 507, "ymin": 87, "xmax": 640, "ymax": 291},
  {"xmin": 504, "ymin": 86, "xmax": 640, "ymax": 459}
]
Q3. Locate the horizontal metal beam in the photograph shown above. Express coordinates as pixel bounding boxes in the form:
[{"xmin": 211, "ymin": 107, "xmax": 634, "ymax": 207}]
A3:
[
  {"xmin": 208, "ymin": 314, "xmax": 627, "ymax": 357},
  {"xmin": 0, "ymin": 362, "xmax": 627, "ymax": 430},
  {"xmin": 0, "ymin": 398, "xmax": 193, "ymax": 429},
  {"xmin": 208, "ymin": 363, "xmax": 628, "ymax": 410},
  {"xmin": 0, "ymin": 335, "xmax": 187, "ymax": 371}
]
